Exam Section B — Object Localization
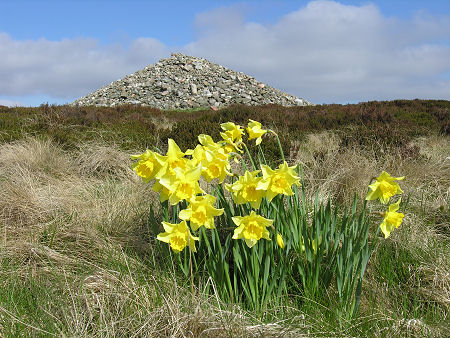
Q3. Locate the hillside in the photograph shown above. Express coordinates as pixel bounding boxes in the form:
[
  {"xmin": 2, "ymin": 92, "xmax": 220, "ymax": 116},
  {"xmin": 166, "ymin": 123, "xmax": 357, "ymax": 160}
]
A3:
[
  {"xmin": 0, "ymin": 100, "xmax": 448, "ymax": 336},
  {"xmin": 2, "ymin": 99, "xmax": 448, "ymax": 152},
  {"xmin": 71, "ymin": 53, "xmax": 312, "ymax": 109}
]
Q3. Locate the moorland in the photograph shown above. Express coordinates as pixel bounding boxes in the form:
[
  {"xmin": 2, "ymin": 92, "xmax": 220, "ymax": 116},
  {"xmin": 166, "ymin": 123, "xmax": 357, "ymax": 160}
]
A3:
[{"xmin": 0, "ymin": 100, "xmax": 448, "ymax": 336}]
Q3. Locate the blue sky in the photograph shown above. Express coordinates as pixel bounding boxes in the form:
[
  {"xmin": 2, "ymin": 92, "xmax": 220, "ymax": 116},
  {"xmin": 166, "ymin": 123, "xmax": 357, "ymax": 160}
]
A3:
[{"xmin": 1, "ymin": 0, "xmax": 449, "ymax": 106}]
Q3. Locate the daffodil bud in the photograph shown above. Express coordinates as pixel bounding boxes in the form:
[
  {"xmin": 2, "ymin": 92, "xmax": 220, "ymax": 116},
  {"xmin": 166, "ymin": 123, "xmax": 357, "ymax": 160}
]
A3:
[{"xmin": 277, "ymin": 233, "xmax": 285, "ymax": 249}]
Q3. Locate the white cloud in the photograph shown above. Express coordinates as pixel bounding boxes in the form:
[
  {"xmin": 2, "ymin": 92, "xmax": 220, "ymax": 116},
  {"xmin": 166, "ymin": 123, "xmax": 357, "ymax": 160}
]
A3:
[
  {"xmin": 0, "ymin": 1, "xmax": 449, "ymax": 104},
  {"xmin": 0, "ymin": 98, "xmax": 24, "ymax": 107},
  {"xmin": 0, "ymin": 33, "xmax": 168, "ymax": 99},
  {"xmin": 184, "ymin": 0, "xmax": 450, "ymax": 103}
]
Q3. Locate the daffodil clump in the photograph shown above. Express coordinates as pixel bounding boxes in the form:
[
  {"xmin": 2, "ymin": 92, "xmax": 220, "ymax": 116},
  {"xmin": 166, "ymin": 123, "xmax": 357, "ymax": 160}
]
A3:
[
  {"xmin": 131, "ymin": 119, "xmax": 407, "ymax": 315},
  {"xmin": 131, "ymin": 120, "xmax": 297, "ymax": 254}
]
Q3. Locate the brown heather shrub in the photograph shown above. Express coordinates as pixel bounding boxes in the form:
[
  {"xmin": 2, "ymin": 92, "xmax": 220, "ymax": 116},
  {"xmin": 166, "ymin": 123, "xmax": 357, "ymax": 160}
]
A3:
[{"xmin": 1, "ymin": 100, "xmax": 448, "ymax": 154}]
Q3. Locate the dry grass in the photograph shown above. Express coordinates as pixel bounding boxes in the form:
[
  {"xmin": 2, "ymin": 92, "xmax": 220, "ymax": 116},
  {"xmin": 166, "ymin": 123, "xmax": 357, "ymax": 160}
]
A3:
[
  {"xmin": 0, "ymin": 133, "xmax": 448, "ymax": 336},
  {"xmin": 0, "ymin": 138, "xmax": 153, "ymax": 274}
]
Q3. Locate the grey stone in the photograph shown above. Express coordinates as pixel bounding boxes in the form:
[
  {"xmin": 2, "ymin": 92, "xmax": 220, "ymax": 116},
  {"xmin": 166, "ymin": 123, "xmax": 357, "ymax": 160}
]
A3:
[
  {"xmin": 190, "ymin": 84, "xmax": 198, "ymax": 95},
  {"xmin": 197, "ymin": 98, "xmax": 208, "ymax": 106}
]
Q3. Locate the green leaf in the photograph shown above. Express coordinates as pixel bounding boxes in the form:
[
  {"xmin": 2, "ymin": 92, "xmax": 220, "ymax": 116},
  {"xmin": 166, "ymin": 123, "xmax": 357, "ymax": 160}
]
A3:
[
  {"xmin": 261, "ymin": 254, "xmax": 271, "ymax": 301},
  {"xmin": 352, "ymin": 278, "xmax": 363, "ymax": 318}
]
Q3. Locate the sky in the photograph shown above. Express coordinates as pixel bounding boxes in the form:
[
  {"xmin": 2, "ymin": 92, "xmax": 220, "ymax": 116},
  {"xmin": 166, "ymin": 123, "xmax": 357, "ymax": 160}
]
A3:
[{"xmin": 1, "ymin": 0, "xmax": 449, "ymax": 106}]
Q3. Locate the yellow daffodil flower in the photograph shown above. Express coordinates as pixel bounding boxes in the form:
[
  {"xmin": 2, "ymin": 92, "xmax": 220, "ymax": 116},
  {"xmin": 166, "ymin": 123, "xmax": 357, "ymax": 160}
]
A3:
[
  {"xmin": 232, "ymin": 211, "xmax": 273, "ymax": 248},
  {"xmin": 157, "ymin": 220, "xmax": 199, "ymax": 253},
  {"xmin": 380, "ymin": 198, "xmax": 404, "ymax": 238},
  {"xmin": 179, "ymin": 194, "xmax": 224, "ymax": 231},
  {"xmin": 191, "ymin": 142, "xmax": 231, "ymax": 183},
  {"xmin": 221, "ymin": 122, "xmax": 244, "ymax": 142},
  {"xmin": 246, "ymin": 119, "xmax": 267, "ymax": 145},
  {"xmin": 191, "ymin": 144, "xmax": 207, "ymax": 166},
  {"xmin": 151, "ymin": 180, "xmax": 170, "ymax": 202},
  {"xmin": 226, "ymin": 170, "xmax": 265, "ymax": 209},
  {"xmin": 220, "ymin": 121, "xmax": 244, "ymax": 153},
  {"xmin": 366, "ymin": 171, "xmax": 404, "ymax": 204},
  {"xmin": 277, "ymin": 233, "xmax": 285, "ymax": 249},
  {"xmin": 198, "ymin": 134, "xmax": 221, "ymax": 151},
  {"xmin": 257, "ymin": 162, "xmax": 300, "ymax": 202},
  {"xmin": 198, "ymin": 133, "xmax": 233, "ymax": 157},
  {"xmin": 159, "ymin": 164, "xmax": 204, "ymax": 205},
  {"xmin": 159, "ymin": 138, "xmax": 190, "ymax": 177},
  {"xmin": 131, "ymin": 150, "xmax": 167, "ymax": 182},
  {"xmin": 203, "ymin": 148, "xmax": 231, "ymax": 183},
  {"xmin": 220, "ymin": 142, "xmax": 235, "ymax": 154}
]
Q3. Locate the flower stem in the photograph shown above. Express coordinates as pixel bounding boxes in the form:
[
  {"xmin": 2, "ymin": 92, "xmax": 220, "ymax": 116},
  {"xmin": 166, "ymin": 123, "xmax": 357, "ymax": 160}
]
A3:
[
  {"xmin": 188, "ymin": 230, "xmax": 195, "ymax": 299},
  {"xmin": 271, "ymin": 131, "xmax": 285, "ymax": 163},
  {"xmin": 258, "ymin": 144, "xmax": 267, "ymax": 165},
  {"xmin": 243, "ymin": 143, "xmax": 257, "ymax": 171}
]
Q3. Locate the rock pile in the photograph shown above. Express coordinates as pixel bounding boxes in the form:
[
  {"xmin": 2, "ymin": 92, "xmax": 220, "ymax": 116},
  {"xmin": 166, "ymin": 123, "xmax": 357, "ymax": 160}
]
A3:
[{"xmin": 72, "ymin": 53, "xmax": 312, "ymax": 109}]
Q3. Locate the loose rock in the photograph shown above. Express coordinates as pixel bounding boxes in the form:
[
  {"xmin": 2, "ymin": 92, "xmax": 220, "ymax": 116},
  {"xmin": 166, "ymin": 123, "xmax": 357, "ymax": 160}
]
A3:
[{"xmin": 72, "ymin": 53, "xmax": 313, "ymax": 109}]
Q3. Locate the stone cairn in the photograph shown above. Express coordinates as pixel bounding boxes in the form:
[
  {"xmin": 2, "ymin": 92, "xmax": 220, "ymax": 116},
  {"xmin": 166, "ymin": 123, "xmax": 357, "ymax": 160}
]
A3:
[{"xmin": 72, "ymin": 53, "xmax": 312, "ymax": 109}]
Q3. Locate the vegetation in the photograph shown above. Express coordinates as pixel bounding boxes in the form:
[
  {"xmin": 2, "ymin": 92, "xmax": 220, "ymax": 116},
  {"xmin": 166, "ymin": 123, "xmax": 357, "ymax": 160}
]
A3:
[{"xmin": 0, "ymin": 100, "xmax": 448, "ymax": 336}]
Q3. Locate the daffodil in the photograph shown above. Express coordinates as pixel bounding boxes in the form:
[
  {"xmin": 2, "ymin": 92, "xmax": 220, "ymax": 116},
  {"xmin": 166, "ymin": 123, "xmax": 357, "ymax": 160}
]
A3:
[
  {"xmin": 152, "ymin": 180, "xmax": 170, "ymax": 202},
  {"xmin": 157, "ymin": 220, "xmax": 199, "ymax": 253},
  {"xmin": 221, "ymin": 122, "xmax": 244, "ymax": 142},
  {"xmin": 221, "ymin": 142, "xmax": 236, "ymax": 155},
  {"xmin": 159, "ymin": 164, "xmax": 204, "ymax": 205},
  {"xmin": 246, "ymin": 119, "xmax": 267, "ymax": 145},
  {"xmin": 380, "ymin": 198, "xmax": 404, "ymax": 238},
  {"xmin": 179, "ymin": 194, "xmax": 224, "ymax": 231},
  {"xmin": 257, "ymin": 162, "xmax": 300, "ymax": 202},
  {"xmin": 131, "ymin": 150, "xmax": 166, "ymax": 182},
  {"xmin": 159, "ymin": 138, "xmax": 190, "ymax": 177},
  {"xmin": 191, "ymin": 140, "xmax": 231, "ymax": 182},
  {"xmin": 366, "ymin": 171, "xmax": 404, "ymax": 204},
  {"xmin": 226, "ymin": 170, "xmax": 265, "ymax": 209},
  {"xmin": 277, "ymin": 232, "xmax": 285, "ymax": 249},
  {"xmin": 191, "ymin": 144, "xmax": 207, "ymax": 166},
  {"xmin": 220, "ymin": 145, "xmax": 242, "ymax": 165},
  {"xmin": 198, "ymin": 134, "xmax": 221, "ymax": 151},
  {"xmin": 220, "ymin": 122, "xmax": 244, "ymax": 153},
  {"xmin": 232, "ymin": 211, "xmax": 273, "ymax": 248},
  {"xmin": 204, "ymin": 148, "xmax": 231, "ymax": 183}
]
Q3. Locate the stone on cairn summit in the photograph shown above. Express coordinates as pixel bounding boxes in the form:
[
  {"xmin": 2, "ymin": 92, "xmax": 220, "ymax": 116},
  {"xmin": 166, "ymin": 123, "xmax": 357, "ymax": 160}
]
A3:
[{"xmin": 72, "ymin": 53, "xmax": 313, "ymax": 109}]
